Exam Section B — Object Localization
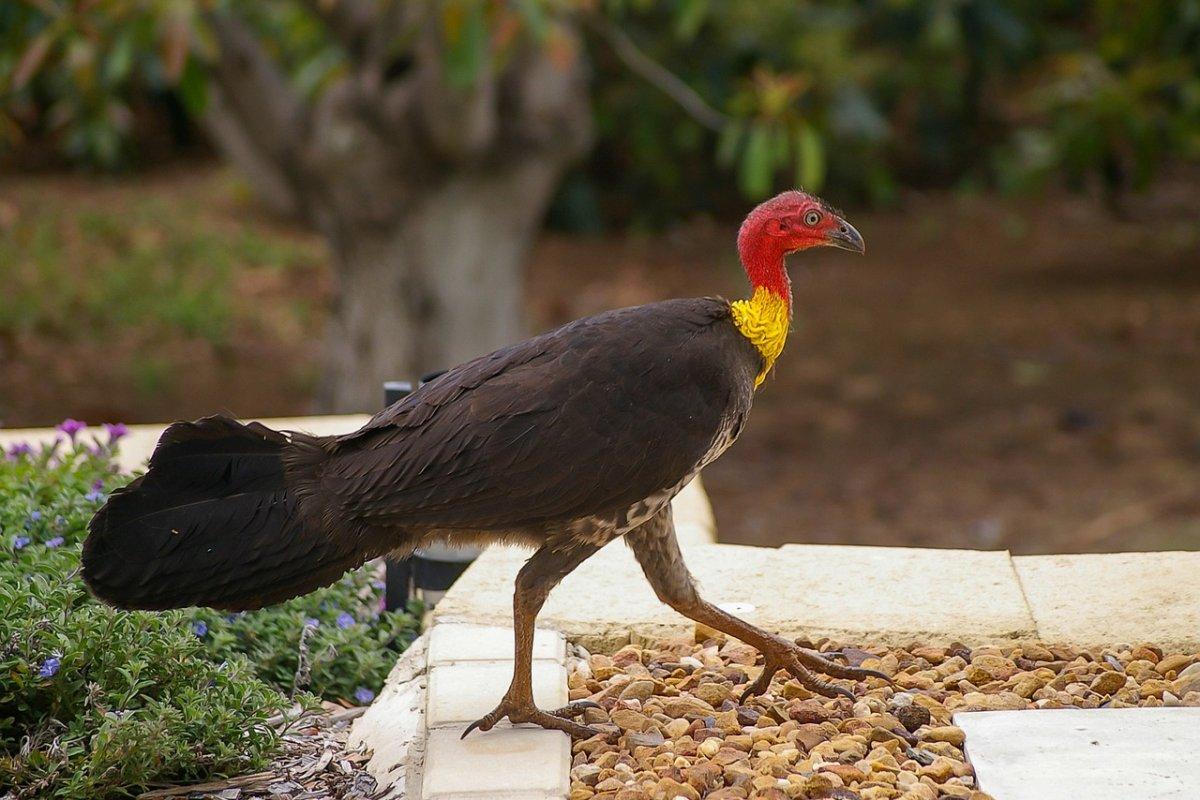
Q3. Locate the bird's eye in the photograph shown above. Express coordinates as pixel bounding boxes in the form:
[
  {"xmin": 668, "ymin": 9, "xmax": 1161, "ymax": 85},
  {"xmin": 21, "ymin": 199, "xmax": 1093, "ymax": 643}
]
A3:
[{"xmin": 803, "ymin": 210, "xmax": 822, "ymax": 227}]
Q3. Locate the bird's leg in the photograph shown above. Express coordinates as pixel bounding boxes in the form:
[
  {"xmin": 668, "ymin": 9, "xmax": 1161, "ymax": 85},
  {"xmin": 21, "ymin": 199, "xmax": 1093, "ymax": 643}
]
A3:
[
  {"xmin": 625, "ymin": 508, "xmax": 889, "ymax": 704},
  {"xmin": 462, "ymin": 539, "xmax": 603, "ymax": 739}
]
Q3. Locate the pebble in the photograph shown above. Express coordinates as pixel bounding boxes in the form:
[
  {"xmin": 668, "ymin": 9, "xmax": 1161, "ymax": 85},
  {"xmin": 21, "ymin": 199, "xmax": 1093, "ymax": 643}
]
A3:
[
  {"xmin": 570, "ymin": 637, "xmax": 1199, "ymax": 800},
  {"xmin": 619, "ymin": 679, "xmax": 657, "ymax": 702},
  {"xmin": 895, "ymin": 704, "xmax": 930, "ymax": 732},
  {"xmin": 921, "ymin": 725, "xmax": 966, "ymax": 747},
  {"xmin": 1090, "ymin": 671, "xmax": 1126, "ymax": 695}
]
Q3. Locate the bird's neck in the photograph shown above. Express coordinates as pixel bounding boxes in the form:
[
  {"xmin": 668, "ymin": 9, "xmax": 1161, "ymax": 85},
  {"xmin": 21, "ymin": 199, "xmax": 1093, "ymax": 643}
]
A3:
[{"xmin": 731, "ymin": 240, "xmax": 792, "ymax": 387}]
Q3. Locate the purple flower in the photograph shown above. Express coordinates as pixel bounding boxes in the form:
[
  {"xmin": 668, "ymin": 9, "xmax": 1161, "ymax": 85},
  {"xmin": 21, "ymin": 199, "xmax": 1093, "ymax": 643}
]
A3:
[
  {"xmin": 57, "ymin": 419, "xmax": 87, "ymax": 441},
  {"xmin": 103, "ymin": 422, "xmax": 128, "ymax": 443},
  {"xmin": 353, "ymin": 686, "xmax": 376, "ymax": 705},
  {"xmin": 304, "ymin": 617, "xmax": 320, "ymax": 628},
  {"xmin": 85, "ymin": 488, "xmax": 106, "ymax": 503},
  {"xmin": 6, "ymin": 442, "xmax": 32, "ymax": 459},
  {"xmin": 371, "ymin": 579, "xmax": 387, "ymax": 590},
  {"xmin": 335, "ymin": 612, "xmax": 356, "ymax": 629},
  {"xmin": 45, "ymin": 536, "xmax": 65, "ymax": 549},
  {"xmin": 192, "ymin": 620, "xmax": 208, "ymax": 638},
  {"xmin": 29, "ymin": 510, "xmax": 42, "ymax": 523},
  {"xmin": 38, "ymin": 656, "xmax": 61, "ymax": 678},
  {"xmin": 12, "ymin": 535, "xmax": 31, "ymax": 550}
]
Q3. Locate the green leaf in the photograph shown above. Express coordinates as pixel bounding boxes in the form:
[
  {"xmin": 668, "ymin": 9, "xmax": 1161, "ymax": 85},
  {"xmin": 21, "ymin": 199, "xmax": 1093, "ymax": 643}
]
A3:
[
  {"xmin": 177, "ymin": 56, "xmax": 208, "ymax": 118},
  {"xmin": 771, "ymin": 124, "xmax": 790, "ymax": 166},
  {"xmin": 794, "ymin": 122, "xmax": 825, "ymax": 192},
  {"xmin": 739, "ymin": 125, "xmax": 774, "ymax": 198},
  {"xmin": 716, "ymin": 119, "xmax": 744, "ymax": 168},
  {"xmin": 514, "ymin": 0, "xmax": 549, "ymax": 41},
  {"xmin": 443, "ymin": 0, "xmax": 488, "ymax": 90},
  {"xmin": 675, "ymin": 0, "xmax": 710, "ymax": 41},
  {"xmin": 104, "ymin": 32, "xmax": 135, "ymax": 85}
]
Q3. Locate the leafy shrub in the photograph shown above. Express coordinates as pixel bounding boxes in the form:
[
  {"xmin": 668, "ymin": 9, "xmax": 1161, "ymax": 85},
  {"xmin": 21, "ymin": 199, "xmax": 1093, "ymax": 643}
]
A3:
[
  {"xmin": 0, "ymin": 426, "xmax": 421, "ymax": 797},
  {"xmin": 0, "ymin": 433, "xmax": 283, "ymax": 798},
  {"xmin": 6, "ymin": 1, "xmax": 1196, "ymax": 218},
  {"xmin": 193, "ymin": 569, "xmax": 421, "ymax": 704}
]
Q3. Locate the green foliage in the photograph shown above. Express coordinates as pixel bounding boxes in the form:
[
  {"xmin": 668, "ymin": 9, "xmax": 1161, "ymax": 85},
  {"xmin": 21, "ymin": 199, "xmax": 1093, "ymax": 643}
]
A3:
[
  {"xmin": 590, "ymin": 0, "xmax": 1200, "ymax": 220},
  {"xmin": 0, "ymin": 433, "xmax": 421, "ymax": 798},
  {"xmin": 194, "ymin": 572, "xmax": 422, "ymax": 704},
  {"xmin": 3, "ymin": 1, "xmax": 1197, "ymax": 214},
  {"xmin": 0, "ymin": 438, "xmax": 282, "ymax": 798}
]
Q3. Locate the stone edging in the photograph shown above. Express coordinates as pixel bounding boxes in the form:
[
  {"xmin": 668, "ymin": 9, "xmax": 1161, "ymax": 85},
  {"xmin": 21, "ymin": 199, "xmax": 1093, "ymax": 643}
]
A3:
[{"xmin": 434, "ymin": 542, "xmax": 1200, "ymax": 654}]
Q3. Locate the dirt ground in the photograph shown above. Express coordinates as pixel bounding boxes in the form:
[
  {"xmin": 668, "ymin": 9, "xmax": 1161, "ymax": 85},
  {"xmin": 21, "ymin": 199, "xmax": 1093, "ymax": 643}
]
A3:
[{"xmin": 2, "ymin": 166, "xmax": 1198, "ymax": 555}]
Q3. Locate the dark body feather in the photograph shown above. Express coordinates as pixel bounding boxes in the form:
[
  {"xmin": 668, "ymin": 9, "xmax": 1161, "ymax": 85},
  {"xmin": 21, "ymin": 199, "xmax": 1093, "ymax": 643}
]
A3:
[{"xmin": 83, "ymin": 297, "xmax": 763, "ymax": 611}]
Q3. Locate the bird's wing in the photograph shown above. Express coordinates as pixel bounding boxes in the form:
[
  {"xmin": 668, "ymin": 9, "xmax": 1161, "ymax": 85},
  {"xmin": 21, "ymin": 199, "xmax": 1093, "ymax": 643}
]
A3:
[{"xmin": 312, "ymin": 298, "xmax": 756, "ymax": 530}]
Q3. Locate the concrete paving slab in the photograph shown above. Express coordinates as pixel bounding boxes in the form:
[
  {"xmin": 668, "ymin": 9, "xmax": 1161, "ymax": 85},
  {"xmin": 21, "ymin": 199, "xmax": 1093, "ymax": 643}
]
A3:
[
  {"xmin": 1014, "ymin": 552, "xmax": 1200, "ymax": 650},
  {"xmin": 771, "ymin": 543, "xmax": 1036, "ymax": 646},
  {"xmin": 436, "ymin": 541, "xmax": 1036, "ymax": 651},
  {"xmin": 428, "ymin": 623, "xmax": 565, "ymax": 666},
  {"xmin": 956, "ymin": 708, "xmax": 1200, "ymax": 800},
  {"xmin": 422, "ymin": 727, "xmax": 569, "ymax": 799},
  {"xmin": 426, "ymin": 661, "xmax": 567, "ymax": 728}
]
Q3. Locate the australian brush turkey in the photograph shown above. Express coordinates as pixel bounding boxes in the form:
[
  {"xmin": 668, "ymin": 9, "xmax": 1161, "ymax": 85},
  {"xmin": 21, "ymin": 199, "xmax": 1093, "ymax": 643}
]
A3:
[{"xmin": 83, "ymin": 190, "xmax": 880, "ymax": 739}]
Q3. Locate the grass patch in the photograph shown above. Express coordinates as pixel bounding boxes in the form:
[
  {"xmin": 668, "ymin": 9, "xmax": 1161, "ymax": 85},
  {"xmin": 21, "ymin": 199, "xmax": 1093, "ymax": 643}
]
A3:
[{"xmin": 0, "ymin": 173, "xmax": 323, "ymax": 348}]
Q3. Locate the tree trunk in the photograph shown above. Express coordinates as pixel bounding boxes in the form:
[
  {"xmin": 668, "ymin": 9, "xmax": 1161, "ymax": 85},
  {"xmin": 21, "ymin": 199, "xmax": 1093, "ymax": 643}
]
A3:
[{"xmin": 316, "ymin": 158, "xmax": 564, "ymax": 412}]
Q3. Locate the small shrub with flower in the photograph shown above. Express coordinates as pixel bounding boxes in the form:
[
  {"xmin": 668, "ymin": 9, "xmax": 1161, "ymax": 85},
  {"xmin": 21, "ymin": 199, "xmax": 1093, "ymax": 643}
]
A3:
[
  {"xmin": 192, "ymin": 562, "xmax": 421, "ymax": 703},
  {"xmin": 0, "ymin": 422, "xmax": 421, "ymax": 798}
]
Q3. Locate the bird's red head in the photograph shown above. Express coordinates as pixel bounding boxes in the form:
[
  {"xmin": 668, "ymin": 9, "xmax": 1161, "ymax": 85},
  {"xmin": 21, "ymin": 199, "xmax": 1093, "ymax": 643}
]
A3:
[{"xmin": 737, "ymin": 190, "xmax": 864, "ymax": 303}]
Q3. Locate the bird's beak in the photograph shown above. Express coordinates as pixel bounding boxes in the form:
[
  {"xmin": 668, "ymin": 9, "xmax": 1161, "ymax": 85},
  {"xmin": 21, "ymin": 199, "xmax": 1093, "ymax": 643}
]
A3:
[{"xmin": 825, "ymin": 218, "xmax": 865, "ymax": 254}]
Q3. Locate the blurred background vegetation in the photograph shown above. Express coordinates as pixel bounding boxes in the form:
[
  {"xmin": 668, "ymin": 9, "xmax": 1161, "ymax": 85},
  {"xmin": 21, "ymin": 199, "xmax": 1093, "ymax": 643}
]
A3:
[
  {"xmin": 1, "ymin": 0, "xmax": 1199, "ymax": 555},
  {"xmin": 4, "ymin": 1, "xmax": 1198, "ymax": 208}
]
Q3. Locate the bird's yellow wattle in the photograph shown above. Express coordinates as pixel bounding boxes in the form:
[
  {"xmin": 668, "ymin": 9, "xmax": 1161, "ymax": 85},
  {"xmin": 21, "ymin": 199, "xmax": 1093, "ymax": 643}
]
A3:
[{"xmin": 730, "ymin": 286, "xmax": 791, "ymax": 387}]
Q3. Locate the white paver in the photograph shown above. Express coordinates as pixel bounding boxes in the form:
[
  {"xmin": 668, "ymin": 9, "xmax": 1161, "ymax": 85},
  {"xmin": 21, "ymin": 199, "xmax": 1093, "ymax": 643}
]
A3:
[
  {"xmin": 436, "ymin": 541, "xmax": 1036, "ymax": 651},
  {"xmin": 426, "ymin": 661, "xmax": 567, "ymax": 728},
  {"xmin": 428, "ymin": 623, "xmax": 565, "ymax": 666},
  {"xmin": 1014, "ymin": 552, "xmax": 1200, "ymax": 650},
  {"xmin": 422, "ymin": 727, "xmax": 569, "ymax": 799},
  {"xmin": 956, "ymin": 708, "xmax": 1200, "ymax": 800}
]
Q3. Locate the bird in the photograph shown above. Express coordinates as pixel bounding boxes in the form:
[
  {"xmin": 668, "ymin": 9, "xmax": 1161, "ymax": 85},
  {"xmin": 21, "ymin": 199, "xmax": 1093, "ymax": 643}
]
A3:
[{"xmin": 82, "ymin": 189, "xmax": 882, "ymax": 739}]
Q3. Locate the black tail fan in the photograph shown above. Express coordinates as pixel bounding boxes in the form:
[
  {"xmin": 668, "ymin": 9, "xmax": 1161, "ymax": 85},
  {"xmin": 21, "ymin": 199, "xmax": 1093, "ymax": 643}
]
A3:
[{"xmin": 83, "ymin": 415, "xmax": 371, "ymax": 611}]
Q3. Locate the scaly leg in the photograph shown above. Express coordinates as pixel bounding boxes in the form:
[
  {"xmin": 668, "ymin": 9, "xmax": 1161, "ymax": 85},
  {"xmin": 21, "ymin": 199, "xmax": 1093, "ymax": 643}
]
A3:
[
  {"xmin": 462, "ymin": 538, "xmax": 603, "ymax": 739},
  {"xmin": 624, "ymin": 507, "xmax": 889, "ymax": 703}
]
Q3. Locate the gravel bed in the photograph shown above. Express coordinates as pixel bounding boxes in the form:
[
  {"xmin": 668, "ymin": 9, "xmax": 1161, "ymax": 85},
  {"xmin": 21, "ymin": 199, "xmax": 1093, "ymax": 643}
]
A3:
[{"xmin": 566, "ymin": 636, "xmax": 1200, "ymax": 800}]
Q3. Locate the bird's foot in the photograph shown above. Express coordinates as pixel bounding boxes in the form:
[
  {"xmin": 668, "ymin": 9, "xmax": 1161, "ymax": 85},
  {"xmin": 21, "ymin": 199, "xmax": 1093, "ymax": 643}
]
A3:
[
  {"xmin": 462, "ymin": 697, "xmax": 604, "ymax": 740},
  {"xmin": 739, "ymin": 640, "xmax": 891, "ymax": 703}
]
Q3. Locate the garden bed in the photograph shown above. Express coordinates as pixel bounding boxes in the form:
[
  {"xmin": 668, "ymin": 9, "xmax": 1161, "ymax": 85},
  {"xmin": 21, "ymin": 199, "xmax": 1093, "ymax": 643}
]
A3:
[
  {"xmin": 136, "ymin": 703, "xmax": 377, "ymax": 800},
  {"xmin": 0, "ymin": 426, "xmax": 420, "ymax": 799},
  {"xmin": 565, "ymin": 636, "xmax": 1200, "ymax": 800}
]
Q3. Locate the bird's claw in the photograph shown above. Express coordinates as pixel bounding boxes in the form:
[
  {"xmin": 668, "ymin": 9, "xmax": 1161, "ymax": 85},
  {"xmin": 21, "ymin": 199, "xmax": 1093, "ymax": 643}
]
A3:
[{"xmin": 739, "ymin": 641, "xmax": 891, "ymax": 704}]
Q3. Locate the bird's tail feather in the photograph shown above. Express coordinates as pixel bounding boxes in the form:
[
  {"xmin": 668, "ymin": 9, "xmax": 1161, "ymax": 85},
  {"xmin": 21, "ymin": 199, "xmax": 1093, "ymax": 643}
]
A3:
[{"xmin": 83, "ymin": 415, "xmax": 374, "ymax": 611}]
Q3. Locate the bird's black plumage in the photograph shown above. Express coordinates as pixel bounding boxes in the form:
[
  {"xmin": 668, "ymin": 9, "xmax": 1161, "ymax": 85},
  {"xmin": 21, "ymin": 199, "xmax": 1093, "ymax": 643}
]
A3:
[
  {"xmin": 82, "ymin": 190, "xmax": 884, "ymax": 739},
  {"xmin": 83, "ymin": 297, "xmax": 761, "ymax": 610}
]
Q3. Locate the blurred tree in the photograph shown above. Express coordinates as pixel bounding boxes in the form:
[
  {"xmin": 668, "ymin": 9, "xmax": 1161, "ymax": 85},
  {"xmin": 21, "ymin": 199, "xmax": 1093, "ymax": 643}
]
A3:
[
  {"xmin": 3, "ymin": 1, "xmax": 593, "ymax": 410},
  {"xmin": 2, "ymin": 1, "xmax": 1198, "ymax": 405}
]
